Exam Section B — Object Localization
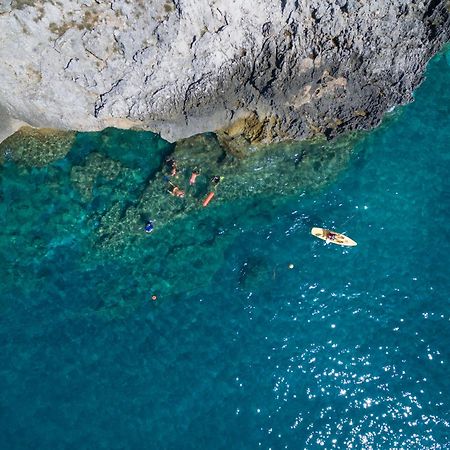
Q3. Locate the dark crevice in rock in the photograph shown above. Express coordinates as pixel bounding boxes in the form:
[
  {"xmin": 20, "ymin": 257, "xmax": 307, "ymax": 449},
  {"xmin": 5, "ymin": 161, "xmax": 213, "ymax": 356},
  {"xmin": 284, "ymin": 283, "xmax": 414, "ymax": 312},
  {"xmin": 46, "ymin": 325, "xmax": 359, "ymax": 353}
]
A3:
[
  {"xmin": 94, "ymin": 79, "xmax": 123, "ymax": 118},
  {"xmin": 424, "ymin": 0, "xmax": 442, "ymax": 18},
  {"xmin": 182, "ymin": 73, "xmax": 212, "ymax": 123},
  {"xmin": 64, "ymin": 58, "xmax": 75, "ymax": 70}
]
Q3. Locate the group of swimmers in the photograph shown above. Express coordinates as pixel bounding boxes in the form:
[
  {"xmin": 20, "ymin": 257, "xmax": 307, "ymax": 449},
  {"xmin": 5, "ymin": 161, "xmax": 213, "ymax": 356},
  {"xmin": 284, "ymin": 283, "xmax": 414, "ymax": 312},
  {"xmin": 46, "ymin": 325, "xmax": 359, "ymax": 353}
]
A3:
[
  {"xmin": 165, "ymin": 158, "xmax": 200, "ymax": 197},
  {"xmin": 165, "ymin": 157, "xmax": 221, "ymax": 197},
  {"xmin": 145, "ymin": 157, "xmax": 222, "ymax": 233}
]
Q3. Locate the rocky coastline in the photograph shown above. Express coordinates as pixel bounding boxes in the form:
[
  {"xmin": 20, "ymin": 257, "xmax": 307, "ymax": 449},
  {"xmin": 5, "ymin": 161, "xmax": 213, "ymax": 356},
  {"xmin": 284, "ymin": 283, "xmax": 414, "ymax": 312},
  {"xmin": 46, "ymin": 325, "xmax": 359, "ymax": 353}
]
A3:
[{"xmin": 0, "ymin": 0, "xmax": 449, "ymax": 146}]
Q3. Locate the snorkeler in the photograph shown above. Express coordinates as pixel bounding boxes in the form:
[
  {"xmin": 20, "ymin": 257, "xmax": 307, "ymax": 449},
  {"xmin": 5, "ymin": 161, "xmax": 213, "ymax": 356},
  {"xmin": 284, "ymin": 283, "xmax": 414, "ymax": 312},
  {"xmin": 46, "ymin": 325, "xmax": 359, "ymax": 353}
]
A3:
[
  {"xmin": 165, "ymin": 157, "xmax": 178, "ymax": 177},
  {"xmin": 190, "ymin": 168, "xmax": 200, "ymax": 185},
  {"xmin": 202, "ymin": 175, "xmax": 223, "ymax": 207},
  {"xmin": 145, "ymin": 220, "xmax": 154, "ymax": 233},
  {"xmin": 168, "ymin": 182, "xmax": 185, "ymax": 198},
  {"xmin": 211, "ymin": 175, "xmax": 221, "ymax": 186}
]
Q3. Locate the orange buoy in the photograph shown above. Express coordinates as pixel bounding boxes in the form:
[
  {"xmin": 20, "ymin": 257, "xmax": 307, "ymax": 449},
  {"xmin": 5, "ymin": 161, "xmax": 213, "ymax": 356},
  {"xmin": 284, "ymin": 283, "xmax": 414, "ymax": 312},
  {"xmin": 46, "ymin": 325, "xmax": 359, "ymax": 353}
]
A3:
[{"xmin": 202, "ymin": 191, "xmax": 215, "ymax": 207}]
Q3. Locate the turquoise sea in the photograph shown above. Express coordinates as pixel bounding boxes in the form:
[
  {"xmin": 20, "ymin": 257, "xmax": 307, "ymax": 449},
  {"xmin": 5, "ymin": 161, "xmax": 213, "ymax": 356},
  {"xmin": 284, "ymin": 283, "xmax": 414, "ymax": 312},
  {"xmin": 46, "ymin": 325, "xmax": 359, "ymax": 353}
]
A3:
[{"xmin": 1, "ymin": 47, "xmax": 450, "ymax": 449}]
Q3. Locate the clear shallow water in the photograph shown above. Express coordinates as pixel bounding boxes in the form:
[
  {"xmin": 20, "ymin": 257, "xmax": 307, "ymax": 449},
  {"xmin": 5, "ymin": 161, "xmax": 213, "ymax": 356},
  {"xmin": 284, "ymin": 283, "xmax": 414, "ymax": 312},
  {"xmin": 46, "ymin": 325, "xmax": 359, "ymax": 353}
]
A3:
[{"xmin": 1, "ymin": 48, "xmax": 449, "ymax": 449}]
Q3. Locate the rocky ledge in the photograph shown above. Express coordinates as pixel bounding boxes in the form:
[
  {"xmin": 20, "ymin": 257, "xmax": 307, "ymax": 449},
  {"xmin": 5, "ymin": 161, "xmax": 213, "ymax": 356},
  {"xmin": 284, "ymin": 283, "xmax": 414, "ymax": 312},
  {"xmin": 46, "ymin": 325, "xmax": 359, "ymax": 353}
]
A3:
[{"xmin": 0, "ymin": 0, "xmax": 449, "ymax": 146}]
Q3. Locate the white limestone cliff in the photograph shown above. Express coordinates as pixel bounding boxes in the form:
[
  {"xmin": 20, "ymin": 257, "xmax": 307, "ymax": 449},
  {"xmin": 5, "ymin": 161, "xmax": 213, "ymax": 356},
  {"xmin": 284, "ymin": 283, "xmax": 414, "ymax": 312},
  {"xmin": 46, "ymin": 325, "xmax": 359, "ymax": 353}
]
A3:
[{"xmin": 0, "ymin": 0, "xmax": 449, "ymax": 145}]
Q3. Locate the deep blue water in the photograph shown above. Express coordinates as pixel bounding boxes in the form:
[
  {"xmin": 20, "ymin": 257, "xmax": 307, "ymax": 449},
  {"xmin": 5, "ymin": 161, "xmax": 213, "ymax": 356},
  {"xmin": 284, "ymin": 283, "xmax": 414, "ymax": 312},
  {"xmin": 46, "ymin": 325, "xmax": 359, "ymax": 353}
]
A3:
[{"xmin": 1, "ymin": 48, "xmax": 450, "ymax": 449}]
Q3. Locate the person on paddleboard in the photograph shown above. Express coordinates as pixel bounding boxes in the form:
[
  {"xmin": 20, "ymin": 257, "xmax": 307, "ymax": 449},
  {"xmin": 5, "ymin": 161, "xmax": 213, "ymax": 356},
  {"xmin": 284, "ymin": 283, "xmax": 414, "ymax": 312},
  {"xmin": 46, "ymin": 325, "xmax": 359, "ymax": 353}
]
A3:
[{"xmin": 326, "ymin": 231, "xmax": 337, "ymax": 241}]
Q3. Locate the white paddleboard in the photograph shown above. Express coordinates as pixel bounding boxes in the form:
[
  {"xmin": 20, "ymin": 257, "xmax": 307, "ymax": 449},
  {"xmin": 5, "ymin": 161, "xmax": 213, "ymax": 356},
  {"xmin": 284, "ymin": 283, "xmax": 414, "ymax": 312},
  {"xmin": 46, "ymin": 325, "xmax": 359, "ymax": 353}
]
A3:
[{"xmin": 311, "ymin": 227, "xmax": 357, "ymax": 247}]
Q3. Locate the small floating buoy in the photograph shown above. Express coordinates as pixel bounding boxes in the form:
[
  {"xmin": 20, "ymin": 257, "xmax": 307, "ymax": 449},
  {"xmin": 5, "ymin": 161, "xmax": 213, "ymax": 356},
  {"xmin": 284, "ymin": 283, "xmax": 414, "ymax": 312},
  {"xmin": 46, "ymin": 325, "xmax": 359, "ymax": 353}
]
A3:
[
  {"xmin": 151, "ymin": 295, "xmax": 157, "ymax": 301},
  {"xmin": 288, "ymin": 264, "xmax": 294, "ymax": 269}
]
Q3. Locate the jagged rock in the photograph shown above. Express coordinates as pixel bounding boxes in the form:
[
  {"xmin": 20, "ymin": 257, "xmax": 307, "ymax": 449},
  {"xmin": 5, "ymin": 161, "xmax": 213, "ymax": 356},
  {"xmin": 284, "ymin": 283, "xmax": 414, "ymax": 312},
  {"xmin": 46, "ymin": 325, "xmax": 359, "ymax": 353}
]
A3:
[{"xmin": 0, "ymin": 0, "xmax": 448, "ymax": 144}]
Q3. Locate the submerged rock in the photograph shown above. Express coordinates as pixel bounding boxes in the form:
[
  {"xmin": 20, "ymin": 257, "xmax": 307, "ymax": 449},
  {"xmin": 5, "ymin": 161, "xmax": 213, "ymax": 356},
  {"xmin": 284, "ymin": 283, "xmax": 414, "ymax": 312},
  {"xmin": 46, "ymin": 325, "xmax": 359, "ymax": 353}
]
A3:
[
  {"xmin": 0, "ymin": 127, "xmax": 75, "ymax": 166},
  {"xmin": 64, "ymin": 129, "xmax": 361, "ymax": 253},
  {"xmin": 0, "ymin": 1, "xmax": 449, "ymax": 145}
]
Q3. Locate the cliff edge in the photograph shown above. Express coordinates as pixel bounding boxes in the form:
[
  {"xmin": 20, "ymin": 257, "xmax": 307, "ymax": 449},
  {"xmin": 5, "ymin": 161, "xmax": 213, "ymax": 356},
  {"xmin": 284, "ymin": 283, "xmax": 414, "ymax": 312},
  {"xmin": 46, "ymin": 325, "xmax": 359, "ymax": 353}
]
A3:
[{"xmin": 0, "ymin": 0, "xmax": 449, "ymax": 145}]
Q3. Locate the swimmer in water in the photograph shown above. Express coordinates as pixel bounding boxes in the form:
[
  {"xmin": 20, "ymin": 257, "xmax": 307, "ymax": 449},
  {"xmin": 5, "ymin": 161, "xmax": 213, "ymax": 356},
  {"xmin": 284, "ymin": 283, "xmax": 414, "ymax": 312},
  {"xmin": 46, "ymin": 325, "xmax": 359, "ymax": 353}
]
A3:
[
  {"xmin": 165, "ymin": 157, "xmax": 178, "ymax": 177},
  {"xmin": 211, "ymin": 175, "xmax": 221, "ymax": 185},
  {"xmin": 168, "ymin": 183, "xmax": 185, "ymax": 198},
  {"xmin": 145, "ymin": 220, "xmax": 154, "ymax": 233},
  {"xmin": 190, "ymin": 168, "xmax": 200, "ymax": 185}
]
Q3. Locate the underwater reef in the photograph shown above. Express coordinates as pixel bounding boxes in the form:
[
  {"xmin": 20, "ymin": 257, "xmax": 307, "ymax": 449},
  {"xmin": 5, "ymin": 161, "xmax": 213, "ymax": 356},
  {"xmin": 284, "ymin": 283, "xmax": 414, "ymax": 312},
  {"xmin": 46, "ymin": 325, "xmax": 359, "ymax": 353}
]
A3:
[
  {"xmin": 0, "ymin": 126, "xmax": 360, "ymax": 238},
  {"xmin": 0, "ymin": 124, "xmax": 367, "ymax": 300}
]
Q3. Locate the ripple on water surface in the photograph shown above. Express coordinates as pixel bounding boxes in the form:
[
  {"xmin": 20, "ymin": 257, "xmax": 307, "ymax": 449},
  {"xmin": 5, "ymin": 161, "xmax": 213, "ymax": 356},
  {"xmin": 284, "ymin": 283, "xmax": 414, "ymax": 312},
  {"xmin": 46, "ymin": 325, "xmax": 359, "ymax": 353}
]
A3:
[{"xmin": 0, "ymin": 48, "xmax": 449, "ymax": 448}]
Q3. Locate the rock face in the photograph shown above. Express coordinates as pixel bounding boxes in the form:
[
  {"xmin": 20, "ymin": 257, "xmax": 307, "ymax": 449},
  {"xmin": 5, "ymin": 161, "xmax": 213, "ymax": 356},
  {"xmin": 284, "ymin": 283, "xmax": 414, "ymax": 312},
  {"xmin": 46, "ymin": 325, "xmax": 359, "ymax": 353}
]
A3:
[{"xmin": 0, "ymin": 0, "xmax": 449, "ymax": 145}]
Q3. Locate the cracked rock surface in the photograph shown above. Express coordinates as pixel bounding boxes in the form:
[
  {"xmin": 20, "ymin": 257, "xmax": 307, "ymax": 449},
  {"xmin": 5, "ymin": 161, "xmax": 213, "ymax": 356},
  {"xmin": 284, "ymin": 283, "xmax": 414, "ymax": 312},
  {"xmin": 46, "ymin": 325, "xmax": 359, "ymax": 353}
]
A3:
[{"xmin": 0, "ymin": 0, "xmax": 449, "ymax": 144}]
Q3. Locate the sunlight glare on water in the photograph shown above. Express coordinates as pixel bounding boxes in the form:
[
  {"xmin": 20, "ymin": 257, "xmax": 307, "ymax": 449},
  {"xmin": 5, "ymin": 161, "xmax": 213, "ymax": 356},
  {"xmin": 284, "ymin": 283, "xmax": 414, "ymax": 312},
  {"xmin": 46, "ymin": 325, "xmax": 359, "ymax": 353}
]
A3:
[{"xmin": 0, "ymin": 47, "xmax": 449, "ymax": 449}]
